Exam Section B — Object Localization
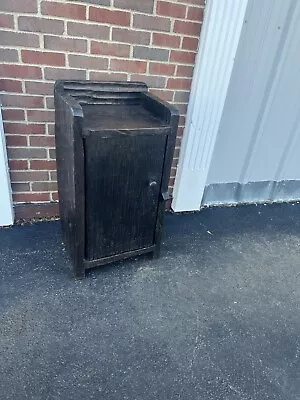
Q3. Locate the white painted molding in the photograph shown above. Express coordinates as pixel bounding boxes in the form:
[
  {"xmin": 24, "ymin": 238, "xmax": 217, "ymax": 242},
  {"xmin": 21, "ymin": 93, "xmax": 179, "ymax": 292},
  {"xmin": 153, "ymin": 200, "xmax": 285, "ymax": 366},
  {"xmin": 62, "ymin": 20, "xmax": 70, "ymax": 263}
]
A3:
[
  {"xmin": 172, "ymin": 0, "xmax": 249, "ymax": 212},
  {"xmin": 0, "ymin": 108, "xmax": 14, "ymax": 226}
]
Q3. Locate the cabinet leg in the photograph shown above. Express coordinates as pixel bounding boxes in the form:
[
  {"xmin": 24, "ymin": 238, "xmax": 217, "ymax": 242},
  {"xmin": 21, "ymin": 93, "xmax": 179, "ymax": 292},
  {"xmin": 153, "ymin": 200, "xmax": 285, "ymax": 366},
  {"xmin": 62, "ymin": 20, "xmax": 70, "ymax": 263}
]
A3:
[
  {"xmin": 73, "ymin": 263, "xmax": 86, "ymax": 280},
  {"xmin": 151, "ymin": 246, "xmax": 160, "ymax": 259},
  {"xmin": 74, "ymin": 270, "xmax": 85, "ymax": 280}
]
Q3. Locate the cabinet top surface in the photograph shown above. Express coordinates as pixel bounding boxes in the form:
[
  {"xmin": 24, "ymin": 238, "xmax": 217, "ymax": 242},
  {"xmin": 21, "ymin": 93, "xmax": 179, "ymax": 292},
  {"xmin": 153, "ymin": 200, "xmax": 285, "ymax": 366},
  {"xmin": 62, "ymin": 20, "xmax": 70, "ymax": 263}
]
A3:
[{"xmin": 82, "ymin": 104, "xmax": 168, "ymax": 132}]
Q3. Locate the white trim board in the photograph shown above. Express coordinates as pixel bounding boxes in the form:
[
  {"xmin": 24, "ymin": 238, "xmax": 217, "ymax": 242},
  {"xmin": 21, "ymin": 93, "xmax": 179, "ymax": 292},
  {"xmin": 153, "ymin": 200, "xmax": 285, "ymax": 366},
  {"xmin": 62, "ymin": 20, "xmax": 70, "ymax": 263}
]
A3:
[
  {"xmin": 0, "ymin": 108, "xmax": 14, "ymax": 226},
  {"xmin": 172, "ymin": 0, "xmax": 249, "ymax": 212}
]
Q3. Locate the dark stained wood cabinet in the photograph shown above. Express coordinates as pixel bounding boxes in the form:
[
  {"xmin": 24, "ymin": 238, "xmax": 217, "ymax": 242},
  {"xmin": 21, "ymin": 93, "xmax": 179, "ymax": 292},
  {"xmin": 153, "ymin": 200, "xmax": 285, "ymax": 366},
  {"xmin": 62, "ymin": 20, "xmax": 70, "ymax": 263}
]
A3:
[{"xmin": 54, "ymin": 81, "xmax": 179, "ymax": 278}]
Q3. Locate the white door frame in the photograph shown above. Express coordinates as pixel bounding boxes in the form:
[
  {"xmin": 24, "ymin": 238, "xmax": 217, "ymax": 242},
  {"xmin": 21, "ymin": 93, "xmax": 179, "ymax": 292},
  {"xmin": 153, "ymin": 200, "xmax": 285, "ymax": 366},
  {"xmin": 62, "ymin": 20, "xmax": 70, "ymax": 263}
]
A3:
[
  {"xmin": 172, "ymin": 0, "xmax": 249, "ymax": 212},
  {"xmin": 0, "ymin": 108, "xmax": 14, "ymax": 226}
]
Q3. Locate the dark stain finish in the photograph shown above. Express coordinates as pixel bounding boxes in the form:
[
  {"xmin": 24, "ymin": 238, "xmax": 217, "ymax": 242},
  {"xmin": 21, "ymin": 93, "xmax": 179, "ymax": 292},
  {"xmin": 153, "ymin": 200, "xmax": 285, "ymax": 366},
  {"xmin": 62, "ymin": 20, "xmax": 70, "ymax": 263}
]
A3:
[
  {"xmin": 85, "ymin": 132, "xmax": 167, "ymax": 260},
  {"xmin": 54, "ymin": 80, "xmax": 179, "ymax": 278}
]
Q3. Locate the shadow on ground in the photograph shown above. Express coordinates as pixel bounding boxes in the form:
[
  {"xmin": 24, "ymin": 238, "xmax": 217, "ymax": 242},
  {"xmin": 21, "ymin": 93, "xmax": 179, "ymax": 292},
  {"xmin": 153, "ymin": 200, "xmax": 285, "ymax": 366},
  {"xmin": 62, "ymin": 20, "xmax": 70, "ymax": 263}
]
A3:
[{"xmin": 0, "ymin": 203, "xmax": 300, "ymax": 399}]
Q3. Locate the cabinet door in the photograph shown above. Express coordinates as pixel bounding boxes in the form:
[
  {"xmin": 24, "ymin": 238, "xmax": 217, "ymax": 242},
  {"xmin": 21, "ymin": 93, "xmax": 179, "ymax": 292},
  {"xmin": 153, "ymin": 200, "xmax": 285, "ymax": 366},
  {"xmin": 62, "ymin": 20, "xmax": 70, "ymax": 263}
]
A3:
[{"xmin": 84, "ymin": 131, "xmax": 167, "ymax": 260}]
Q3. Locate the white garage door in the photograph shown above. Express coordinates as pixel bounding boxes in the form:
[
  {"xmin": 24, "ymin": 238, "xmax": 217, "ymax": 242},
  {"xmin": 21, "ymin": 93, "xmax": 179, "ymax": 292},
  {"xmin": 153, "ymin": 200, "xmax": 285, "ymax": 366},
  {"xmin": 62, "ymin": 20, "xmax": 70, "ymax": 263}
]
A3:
[
  {"xmin": 0, "ymin": 108, "xmax": 14, "ymax": 226},
  {"xmin": 173, "ymin": 0, "xmax": 300, "ymax": 211}
]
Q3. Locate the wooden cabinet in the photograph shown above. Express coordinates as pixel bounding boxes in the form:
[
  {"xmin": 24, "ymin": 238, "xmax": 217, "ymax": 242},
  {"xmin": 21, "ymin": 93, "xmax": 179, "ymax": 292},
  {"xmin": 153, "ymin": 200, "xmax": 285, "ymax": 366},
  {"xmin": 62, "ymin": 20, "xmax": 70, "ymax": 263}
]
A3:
[{"xmin": 54, "ymin": 81, "xmax": 179, "ymax": 278}]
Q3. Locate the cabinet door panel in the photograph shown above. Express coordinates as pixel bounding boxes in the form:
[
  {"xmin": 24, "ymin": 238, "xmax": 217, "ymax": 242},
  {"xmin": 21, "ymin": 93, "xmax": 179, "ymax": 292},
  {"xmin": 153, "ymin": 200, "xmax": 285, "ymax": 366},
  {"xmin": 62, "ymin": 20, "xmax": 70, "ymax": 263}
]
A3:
[{"xmin": 84, "ymin": 132, "xmax": 167, "ymax": 260}]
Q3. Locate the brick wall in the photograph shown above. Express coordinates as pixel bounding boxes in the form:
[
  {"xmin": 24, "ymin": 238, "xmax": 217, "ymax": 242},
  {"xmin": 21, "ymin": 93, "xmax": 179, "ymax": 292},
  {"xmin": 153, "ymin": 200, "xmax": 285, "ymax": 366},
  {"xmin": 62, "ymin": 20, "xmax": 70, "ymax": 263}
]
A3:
[{"xmin": 0, "ymin": 0, "xmax": 204, "ymax": 213}]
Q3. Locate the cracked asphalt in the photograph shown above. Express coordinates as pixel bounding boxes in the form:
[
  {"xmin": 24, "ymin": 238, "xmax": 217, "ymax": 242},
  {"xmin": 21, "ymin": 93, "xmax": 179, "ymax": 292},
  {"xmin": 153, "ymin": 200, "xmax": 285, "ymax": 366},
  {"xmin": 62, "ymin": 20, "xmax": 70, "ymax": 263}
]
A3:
[{"xmin": 0, "ymin": 203, "xmax": 299, "ymax": 399}]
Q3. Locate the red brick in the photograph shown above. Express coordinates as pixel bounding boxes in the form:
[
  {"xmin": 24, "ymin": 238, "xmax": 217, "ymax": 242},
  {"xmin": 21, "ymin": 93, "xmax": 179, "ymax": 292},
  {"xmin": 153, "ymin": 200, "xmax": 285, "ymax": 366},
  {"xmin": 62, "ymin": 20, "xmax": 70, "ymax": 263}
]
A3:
[
  {"xmin": 112, "ymin": 28, "xmax": 151, "ymax": 45},
  {"xmin": 46, "ymin": 124, "xmax": 55, "ymax": 136},
  {"xmin": 49, "ymin": 149, "xmax": 56, "ymax": 159},
  {"xmin": 25, "ymin": 81, "xmax": 53, "ymax": 95},
  {"xmin": 8, "ymin": 160, "xmax": 28, "ymax": 170},
  {"xmin": 173, "ymin": 20, "xmax": 201, "ymax": 36},
  {"xmin": 18, "ymin": 16, "xmax": 64, "ymax": 34},
  {"xmin": 133, "ymin": 14, "xmax": 171, "ymax": 32},
  {"xmin": 30, "ymin": 160, "xmax": 56, "ymax": 170},
  {"xmin": 173, "ymin": 148, "xmax": 180, "ymax": 158},
  {"xmin": 187, "ymin": 6, "xmax": 204, "ymax": 21},
  {"xmin": 150, "ymin": 89, "xmax": 174, "ymax": 102},
  {"xmin": 4, "ymin": 123, "xmax": 45, "ymax": 135},
  {"xmin": 131, "ymin": 74, "xmax": 166, "ymax": 89},
  {"xmin": 44, "ymin": 68, "xmax": 86, "ymax": 81},
  {"xmin": 46, "ymin": 97, "xmax": 54, "ymax": 110},
  {"xmin": 0, "ymin": 79, "xmax": 23, "ymax": 93},
  {"xmin": 50, "ymin": 171, "xmax": 57, "ymax": 181},
  {"xmin": 174, "ymin": 103, "xmax": 188, "ymax": 114},
  {"xmin": 170, "ymin": 50, "xmax": 196, "ymax": 64},
  {"xmin": 41, "ymin": 2, "xmax": 86, "ymax": 20},
  {"xmin": 13, "ymin": 192, "xmax": 51, "ymax": 203},
  {"xmin": 0, "ymin": 49, "xmax": 18, "ymax": 63},
  {"xmin": 170, "ymin": 166, "xmax": 177, "ymax": 175},
  {"xmin": 152, "ymin": 33, "xmax": 181, "ymax": 48},
  {"xmin": 110, "ymin": 59, "xmax": 147, "ymax": 73},
  {"xmin": 1, "ymin": 0, "xmax": 37, "ymax": 13},
  {"xmin": 182, "ymin": 36, "xmax": 198, "ymax": 51},
  {"xmin": 170, "ymin": 167, "xmax": 177, "ymax": 178},
  {"xmin": 133, "ymin": 46, "xmax": 169, "ymax": 61},
  {"xmin": 14, "ymin": 202, "xmax": 60, "ymax": 218},
  {"xmin": 68, "ymin": 55, "xmax": 108, "ymax": 70},
  {"xmin": 176, "ymin": 126, "xmax": 185, "ymax": 137},
  {"xmin": 6, "ymin": 135, "xmax": 27, "ymax": 147},
  {"xmin": 149, "ymin": 62, "xmax": 175, "ymax": 76},
  {"xmin": 168, "ymin": 187, "xmax": 174, "ymax": 198},
  {"xmin": 2, "ymin": 109, "xmax": 25, "ymax": 121},
  {"xmin": 172, "ymin": 157, "xmax": 180, "ymax": 169},
  {"xmin": 89, "ymin": 7, "xmax": 130, "ymax": 26},
  {"xmin": 0, "ymin": 14, "xmax": 14, "ymax": 29},
  {"xmin": 10, "ymin": 171, "xmax": 49, "ymax": 182},
  {"xmin": 89, "ymin": 71, "xmax": 128, "ymax": 80},
  {"xmin": 114, "ymin": 0, "xmax": 154, "ymax": 13},
  {"xmin": 175, "ymin": 136, "xmax": 182, "ymax": 148},
  {"xmin": 157, "ymin": 1, "xmax": 186, "ymax": 18},
  {"xmin": 170, "ymin": 167, "xmax": 178, "ymax": 177},
  {"xmin": 91, "ymin": 41, "xmax": 130, "ymax": 58},
  {"xmin": 176, "ymin": 65, "xmax": 194, "ymax": 77},
  {"xmin": 7, "ymin": 147, "xmax": 47, "ymax": 159},
  {"xmin": 67, "ymin": 22, "xmax": 109, "ymax": 40},
  {"xmin": 0, "ymin": 65, "xmax": 42, "ymax": 79},
  {"xmin": 168, "ymin": 183, "xmax": 175, "ymax": 195},
  {"xmin": 168, "ymin": 177, "xmax": 176, "ymax": 186},
  {"xmin": 183, "ymin": 0, "xmax": 205, "ymax": 5},
  {"xmin": 167, "ymin": 78, "xmax": 192, "ymax": 90},
  {"xmin": 178, "ymin": 115, "xmax": 185, "ymax": 126},
  {"xmin": 11, "ymin": 183, "xmax": 31, "ymax": 192},
  {"xmin": 29, "ymin": 135, "xmax": 55, "ymax": 147},
  {"xmin": 27, "ymin": 110, "xmax": 54, "ymax": 123},
  {"xmin": 174, "ymin": 90, "xmax": 190, "ymax": 103},
  {"xmin": 2, "ymin": 94, "xmax": 44, "ymax": 108},
  {"xmin": 32, "ymin": 181, "xmax": 57, "ymax": 191},
  {"xmin": 44, "ymin": 35, "xmax": 87, "ymax": 53},
  {"xmin": 22, "ymin": 50, "xmax": 65, "ymax": 66},
  {"xmin": 51, "ymin": 192, "xmax": 59, "ymax": 202},
  {"xmin": 0, "ymin": 31, "xmax": 39, "ymax": 48}
]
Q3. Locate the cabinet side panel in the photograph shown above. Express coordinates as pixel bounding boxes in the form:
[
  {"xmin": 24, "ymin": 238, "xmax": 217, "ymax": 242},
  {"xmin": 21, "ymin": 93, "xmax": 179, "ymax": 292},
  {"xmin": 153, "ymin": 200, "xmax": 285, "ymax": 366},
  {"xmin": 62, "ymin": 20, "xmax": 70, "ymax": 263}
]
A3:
[
  {"xmin": 154, "ymin": 113, "xmax": 179, "ymax": 254},
  {"xmin": 55, "ymin": 93, "xmax": 84, "ymax": 275}
]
